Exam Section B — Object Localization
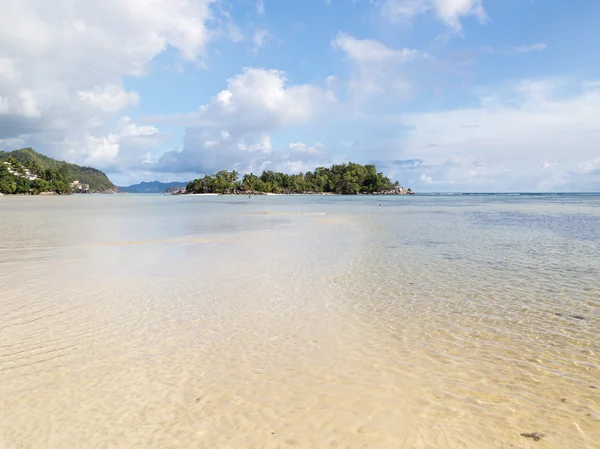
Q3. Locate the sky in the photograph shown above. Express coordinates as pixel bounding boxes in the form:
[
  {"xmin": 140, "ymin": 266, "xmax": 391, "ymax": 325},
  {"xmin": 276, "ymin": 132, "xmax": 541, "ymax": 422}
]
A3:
[{"xmin": 1, "ymin": 0, "xmax": 599, "ymax": 192}]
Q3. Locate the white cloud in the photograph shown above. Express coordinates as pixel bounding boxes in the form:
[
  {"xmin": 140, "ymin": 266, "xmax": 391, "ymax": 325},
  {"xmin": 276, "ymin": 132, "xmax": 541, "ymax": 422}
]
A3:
[
  {"xmin": 289, "ymin": 142, "xmax": 324, "ymax": 155},
  {"xmin": 253, "ymin": 29, "xmax": 272, "ymax": 53},
  {"xmin": 420, "ymin": 173, "xmax": 433, "ymax": 184},
  {"xmin": 382, "ymin": 0, "xmax": 487, "ymax": 31},
  {"xmin": 78, "ymin": 85, "xmax": 140, "ymax": 112},
  {"xmin": 0, "ymin": 0, "xmax": 230, "ymax": 171},
  {"xmin": 16, "ymin": 90, "xmax": 41, "ymax": 117},
  {"xmin": 581, "ymin": 157, "xmax": 600, "ymax": 174},
  {"xmin": 238, "ymin": 135, "xmax": 272, "ymax": 153},
  {"xmin": 203, "ymin": 68, "xmax": 335, "ymax": 125},
  {"xmin": 332, "ymin": 33, "xmax": 419, "ymax": 63},
  {"xmin": 389, "ymin": 79, "xmax": 600, "ymax": 191},
  {"xmin": 154, "ymin": 67, "xmax": 336, "ymax": 174},
  {"xmin": 0, "ymin": 58, "xmax": 17, "ymax": 81},
  {"xmin": 77, "ymin": 135, "xmax": 121, "ymax": 166},
  {"xmin": 325, "ymin": 75, "xmax": 340, "ymax": 89},
  {"xmin": 0, "ymin": 89, "xmax": 40, "ymax": 117},
  {"xmin": 332, "ymin": 33, "xmax": 422, "ymax": 104},
  {"xmin": 57, "ymin": 116, "xmax": 166, "ymax": 174},
  {"xmin": 382, "ymin": 0, "xmax": 430, "ymax": 22},
  {"xmin": 487, "ymin": 43, "xmax": 548, "ymax": 55}
]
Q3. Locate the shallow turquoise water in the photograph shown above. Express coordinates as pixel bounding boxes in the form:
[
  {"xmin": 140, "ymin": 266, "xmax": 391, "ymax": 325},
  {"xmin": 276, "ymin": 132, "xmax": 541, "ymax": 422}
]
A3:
[{"xmin": 0, "ymin": 193, "xmax": 598, "ymax": 448}]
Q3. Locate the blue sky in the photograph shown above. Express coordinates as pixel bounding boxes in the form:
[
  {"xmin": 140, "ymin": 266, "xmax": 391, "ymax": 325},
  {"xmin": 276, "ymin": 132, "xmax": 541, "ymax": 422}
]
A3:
[{"xmin": 1, "ymin": 0, "xmax": 599, "ymax": 191}]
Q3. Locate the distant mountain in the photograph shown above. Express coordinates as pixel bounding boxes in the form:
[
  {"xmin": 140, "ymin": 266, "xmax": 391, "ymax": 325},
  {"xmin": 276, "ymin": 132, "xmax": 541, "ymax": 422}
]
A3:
[
  {"xmin": 0, "ymin": 148, "xmax": 117, "ymax": 194},
  {"xmin": 117, "ymin": 181, "xmax": 189, "ymax": 193}
]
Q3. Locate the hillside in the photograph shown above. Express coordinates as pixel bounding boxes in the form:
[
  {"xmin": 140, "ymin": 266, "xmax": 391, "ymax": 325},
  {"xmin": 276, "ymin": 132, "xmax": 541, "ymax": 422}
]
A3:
[
  {"xmin": 118, "ymin": 181, "xmax": 189, "ymax": 193},
  {"xmin": 0, "ymin": 148, "xmax": 117, "ymax": 194}
]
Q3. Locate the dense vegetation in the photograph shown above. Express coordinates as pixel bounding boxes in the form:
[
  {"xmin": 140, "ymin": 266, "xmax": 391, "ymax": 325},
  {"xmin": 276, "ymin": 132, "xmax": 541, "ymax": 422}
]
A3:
[
  {"xmin": 185, "ymin": 163, "xmax": 401, "ymax": 194},
  {"xmin": 0, "ymin": 155, "xmax": 71, "ymax": 194},
  {"xmin": 0, "ymin": 148, "xmax": 117, "ymax": 194}
]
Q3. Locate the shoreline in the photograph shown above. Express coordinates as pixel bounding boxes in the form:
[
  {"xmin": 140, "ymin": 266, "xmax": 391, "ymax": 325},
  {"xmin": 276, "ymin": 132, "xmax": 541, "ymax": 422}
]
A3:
[{"xmin": 177, "ymin": 191, "xmax": 413, "ymax": 197}]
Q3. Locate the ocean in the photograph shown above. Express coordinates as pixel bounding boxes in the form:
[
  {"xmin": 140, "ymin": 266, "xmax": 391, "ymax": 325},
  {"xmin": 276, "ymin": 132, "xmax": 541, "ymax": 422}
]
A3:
[{"xmin": 1, "ymin": 194, "xmax": 598, "ymax": 448}]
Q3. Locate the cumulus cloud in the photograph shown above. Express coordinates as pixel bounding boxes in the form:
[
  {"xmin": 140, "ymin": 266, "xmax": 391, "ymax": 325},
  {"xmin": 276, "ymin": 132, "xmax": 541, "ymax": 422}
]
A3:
[
  {"xmin": 0, "ymin": 0, "xmax": 230, "ymax": 175},
  {"xmin": 153, "ymin": 67, "xmax": 336, "ymax": 174},
  {"xmin": 382, "ymin": 0, "xmax": 488, "ymax": 31},
  {"xmin": 420, "ymin": 173, "xmax": 434, "ymax": 184},
  {"xmin": 198, "ymin": 68, "xmax": 335, "ymax": 127},
  {"xmin": 0, "ymin": 90, "xmax": 41, "ymax": 118},
  {"xmin": 78, "ymin": 85, "xmax": 140, "ymax": 112},
  {"xmin": 60, "ymin": 117, "xmax": 167, "ymax": 169}
]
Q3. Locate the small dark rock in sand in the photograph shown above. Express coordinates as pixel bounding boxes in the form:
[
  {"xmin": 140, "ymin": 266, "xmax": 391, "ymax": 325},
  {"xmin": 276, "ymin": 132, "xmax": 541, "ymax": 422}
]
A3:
[
  {"xmin": 521, "ymin": 432, "xmax": 545, "ymax": 441},
  {"xmin": 590, "ymin": 386, "xmax": 597, "ymax": 389},
  {"xmin": 570, "ymin": 315, "xmax": 586, "ymax": 320},
  {"xmin": 554, "ymin": 313, "xmax": 563, "ymax": 317},
  {"xmin": 561, "ymin": 398, "xmax": 567, "ymax": 403}
]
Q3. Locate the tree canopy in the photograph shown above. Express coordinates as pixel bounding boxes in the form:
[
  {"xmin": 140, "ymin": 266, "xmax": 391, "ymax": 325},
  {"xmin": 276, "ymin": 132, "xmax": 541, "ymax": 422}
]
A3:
[
  {"xmin": 0, "ymin": 148, "xmax": 117, "ymax": 194},
  {"xmin": 185, "ymin": 163, "xmax": 401, "ymax": 194},
  {"xmin": 0, "ymin": 156, "xmax": 71, "ymax": 195}
]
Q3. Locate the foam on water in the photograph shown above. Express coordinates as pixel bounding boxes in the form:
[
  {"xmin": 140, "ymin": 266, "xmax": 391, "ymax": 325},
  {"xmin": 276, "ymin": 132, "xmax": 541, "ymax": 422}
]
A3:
[{"xmin": 0, "ymin": 194, "xmax": 598, "ymax": 448}]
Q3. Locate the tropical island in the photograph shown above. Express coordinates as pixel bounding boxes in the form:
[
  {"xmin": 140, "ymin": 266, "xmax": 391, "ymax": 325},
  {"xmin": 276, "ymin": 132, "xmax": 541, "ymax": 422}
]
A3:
[
  {"xmin": 0, "ymin": 148, "xmax": 117, "ymax": 195},
  {"xmin": 185, "ymin": 163, "xmax": 413, "ymax": 195}
]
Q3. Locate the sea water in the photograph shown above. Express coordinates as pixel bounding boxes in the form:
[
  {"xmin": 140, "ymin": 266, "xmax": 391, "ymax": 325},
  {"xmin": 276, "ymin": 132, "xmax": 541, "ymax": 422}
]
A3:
[{"xmin": 0, "ymin": 194, "xmax": 598, "ymax": 448}]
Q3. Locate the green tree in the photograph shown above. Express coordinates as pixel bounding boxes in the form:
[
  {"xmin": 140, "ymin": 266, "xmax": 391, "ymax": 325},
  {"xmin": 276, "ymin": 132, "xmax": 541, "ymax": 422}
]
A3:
[
  {"xmin": 15, "ymin": 178, "xmax": 31, "ymax": 194},
  {"xmin": 0, "ymin": 164, "xmax": 17, "ymax": 193},
  {"xmin": 24, "ymin": 157, "xmax": 43, "ymax": 176},
  {"xmin": 184, "ymin": 162, "xmax": 403, "ymax": 195},
  {"xmin": 30, "ymin": 179, "xmax": 51, "ymax": 194},
  {"xmin": 242, "ymin": 173, "xmax": 259, "ymax": 191}
]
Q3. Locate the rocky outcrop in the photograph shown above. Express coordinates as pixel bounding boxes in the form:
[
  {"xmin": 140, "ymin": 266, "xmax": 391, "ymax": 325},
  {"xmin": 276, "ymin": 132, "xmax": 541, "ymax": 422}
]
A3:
[
  {"xmin": 230, "ymin": 190, "xmax": 266, "ymax": 196},
  {"xmin": 372, "ymin": 187, "xmax": 414, "ymax": 195},
  {"xmin": 70, "ymin": 180, "xmax": 90, "ymax": 193},
  {"xmin": 165, "ymin": 186, "xmax": 186, "ymax": 195}
]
